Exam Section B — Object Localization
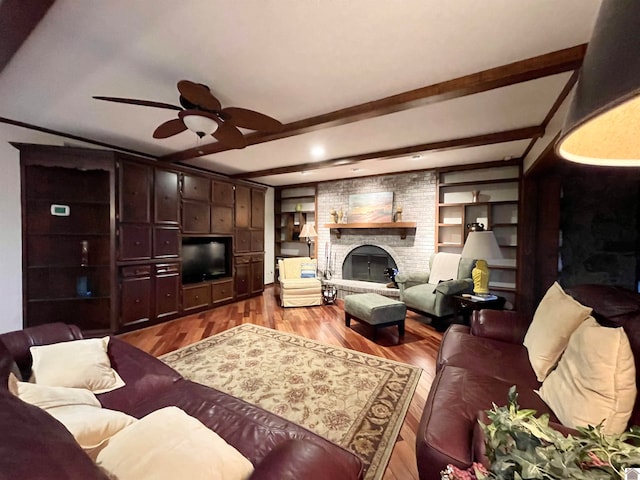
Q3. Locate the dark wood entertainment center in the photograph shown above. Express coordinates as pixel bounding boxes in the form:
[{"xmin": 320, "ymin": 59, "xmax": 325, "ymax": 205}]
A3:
[{"xmin": 17, "ymin": 143, "xmax": 265, "ymax": 335}]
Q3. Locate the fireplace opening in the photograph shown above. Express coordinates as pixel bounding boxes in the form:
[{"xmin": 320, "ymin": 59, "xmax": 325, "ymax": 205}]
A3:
[{"xmin": 342, "ymin": 245, "xmax": 398, "ymax": 283}]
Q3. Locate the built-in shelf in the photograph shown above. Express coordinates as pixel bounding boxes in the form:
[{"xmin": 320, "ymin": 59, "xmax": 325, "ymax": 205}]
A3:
[{"xmin": 324, "ymin": 221, "xmax": 417, "ymax": 239}]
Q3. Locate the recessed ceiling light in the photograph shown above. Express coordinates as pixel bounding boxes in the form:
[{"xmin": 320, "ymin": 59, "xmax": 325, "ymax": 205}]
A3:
[{"xmin": 311, "ymin": 146, "xmax": 325, "ymax": 159}]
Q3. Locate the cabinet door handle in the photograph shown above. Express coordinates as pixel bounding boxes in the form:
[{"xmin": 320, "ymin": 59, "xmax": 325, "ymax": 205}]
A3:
[
  {"xmin": 135, "ymin": 299, "xmax": 141, "ymax": 304},
  {"xmin": 164, "ymin": 240, "xmax": 170, "ymax": 245},
  {"xmin": 165, "ymin": 293, "xmax": 172, "ymax": 297},
  {"xmin": 134, "ymin": 241, "xmax": 141, "ymax": 246}
]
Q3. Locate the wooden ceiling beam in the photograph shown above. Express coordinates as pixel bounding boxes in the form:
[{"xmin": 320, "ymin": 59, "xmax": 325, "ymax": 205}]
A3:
[
  {"xmin": 161, "ymin": 44, "xmax": 585, "ymax": 163},
  {"xmin": 0, "ymin": 0, "xmax": 55, "ymax": 73},
  {"xmin": 229, "ymin": 125, "xmax": 543, "ymax": 180}
]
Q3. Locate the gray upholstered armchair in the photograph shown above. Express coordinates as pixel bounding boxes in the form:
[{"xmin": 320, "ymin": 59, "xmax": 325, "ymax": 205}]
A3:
[{"xmin": 396, "ymin": 252, "xmax": 474, "ymax": 329}]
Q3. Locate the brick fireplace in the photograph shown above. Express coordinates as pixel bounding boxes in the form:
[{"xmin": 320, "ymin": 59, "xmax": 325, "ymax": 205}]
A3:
[{"xmin": 316, "ymin": 170, "xmax": 436, "ymax": 297}]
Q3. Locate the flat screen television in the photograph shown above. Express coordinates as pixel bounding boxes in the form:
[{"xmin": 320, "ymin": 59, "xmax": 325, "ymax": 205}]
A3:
[{"xmin": 182, "ymin": 237, "xmax": 231, "ymax": 284}]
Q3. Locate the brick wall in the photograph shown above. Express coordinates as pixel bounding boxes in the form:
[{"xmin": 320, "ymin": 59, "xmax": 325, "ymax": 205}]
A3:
[{"xmin": 316, "ymin": 171, "xmax": 436, "ymax": 279}]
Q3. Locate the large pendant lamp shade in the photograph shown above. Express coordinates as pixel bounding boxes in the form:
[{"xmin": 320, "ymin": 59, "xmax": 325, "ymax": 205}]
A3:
[{"xmin": 556, "ymin": 0, "xmax": 640, "ymax": 166}]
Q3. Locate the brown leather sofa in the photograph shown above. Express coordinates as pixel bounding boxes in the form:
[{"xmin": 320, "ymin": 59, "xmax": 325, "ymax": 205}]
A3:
[
  {"xmin": 0, "ymin": 323, "xmax": 364, "ymax": 480},
  {"xmin": 415, "ymin": 284, "xmax": 640, "ymax": 480}
]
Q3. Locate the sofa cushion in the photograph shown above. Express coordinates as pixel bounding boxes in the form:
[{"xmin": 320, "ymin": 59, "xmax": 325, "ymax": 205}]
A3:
[
  {"xmin": 437, "ymin": 326, "xmax": 539, "ymax": 389},
  {"xmin": 279, "ymin": 277, "xmax": 321, "ymax": 290},
  {"xmin": 300, "ymin": 260, "xmax": 317, "ymax": 278},
  {"xmin": 523, "ymin": 282, "xmax": 592, "ymax": 381},
  {"xmin": 428, "ymin": 252, "xmax": 461, "ymax": 284},
  {"xmin": 416, "ymin": 365, "xmax": 556, "ymax": 480},
  {"xmin": 402, "ymin": 283, "xmax": 437, "ymax": 312},
  {"xmin": 96, "ymin": 406, "xmax": 254, "ymax": 480},
  {"xmin": 8, "ymin": 373, "xmax": 137, "ymax": 453},
  {"xmin": 30, "ymin": 337, "xmax": 125, "ymax": 393},
  {"xmin": 0, "ymin": 389, "xmax": 111, "ymax": 479},
  {"xmin": 539, "ymin": 317, "xmax": 637, "ymax": 435}
]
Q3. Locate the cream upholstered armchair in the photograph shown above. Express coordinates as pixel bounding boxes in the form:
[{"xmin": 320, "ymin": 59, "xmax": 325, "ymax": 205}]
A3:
[
  {"xmin": 395, "ymin": 252, "xmax": 474, "ymax": 329},
  {"xmin": 277, "ymin": 257, "xmax": 322, "ymax": 307}
]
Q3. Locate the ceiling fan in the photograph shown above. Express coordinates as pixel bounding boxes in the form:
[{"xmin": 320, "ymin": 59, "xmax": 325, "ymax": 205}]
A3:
[{"xmin": 94, "ymin": 80, "xmax": 282, "ymax": 149}]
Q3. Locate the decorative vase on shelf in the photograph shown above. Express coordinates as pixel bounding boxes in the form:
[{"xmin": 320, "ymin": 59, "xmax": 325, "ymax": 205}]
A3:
[
  {"xmin": 466, "ymin": 222, "xmax": 485, "ymax": 232},
  {"xmin": 330, "ymin": 209, "xmax": 338, "ymax": 223},
  {"xmin": 394, "ymin": 205, "xmax": 403, "ymax": 222},
  {"xmin": 471, "ymin": 190, "xmax": 480, "ymax": 203},
  {"xmin": 338, "ymin": 208, "xmax": 344, "ymax": 223}
]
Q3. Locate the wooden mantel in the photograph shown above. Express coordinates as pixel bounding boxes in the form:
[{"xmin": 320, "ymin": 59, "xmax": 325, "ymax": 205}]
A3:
[{"xmin": 323, "ymin": 222, "xmax": 417, "ymax": 239}]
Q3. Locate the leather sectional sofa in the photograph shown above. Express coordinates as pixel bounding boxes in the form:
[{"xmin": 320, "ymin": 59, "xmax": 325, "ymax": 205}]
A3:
[
  {"xmin": 416, "ymin": 284, "xmax": 640, "ymax": 480},
  {"xmin": 0, "ymin": 323, "xmax": 363, "ymax": 479}
]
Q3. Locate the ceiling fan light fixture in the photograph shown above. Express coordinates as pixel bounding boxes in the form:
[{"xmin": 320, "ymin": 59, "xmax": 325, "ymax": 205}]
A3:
[{"xmin": 182, "ymin": 113, "xmax": 219, "ymax": 138}]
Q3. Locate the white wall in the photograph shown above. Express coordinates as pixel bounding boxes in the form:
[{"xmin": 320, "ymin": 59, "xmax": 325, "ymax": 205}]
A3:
[
  {"xmin": 263, "ymin": 187, "xmax": 275, "ymax": 284},
  {"xmin": 0, "ymin": 138, "xmax": 23, "ymax": 333}
]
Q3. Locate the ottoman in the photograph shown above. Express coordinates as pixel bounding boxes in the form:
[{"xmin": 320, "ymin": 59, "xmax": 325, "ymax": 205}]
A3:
[{"xmin": 344, "ymin": 293, "xmax": 407, "ymax": 339}]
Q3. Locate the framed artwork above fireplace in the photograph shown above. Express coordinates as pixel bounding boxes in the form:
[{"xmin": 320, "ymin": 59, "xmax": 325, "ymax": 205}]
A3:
[{"xmin": 348, "ymin": 191, "xmax": 393, "ymax": 223}]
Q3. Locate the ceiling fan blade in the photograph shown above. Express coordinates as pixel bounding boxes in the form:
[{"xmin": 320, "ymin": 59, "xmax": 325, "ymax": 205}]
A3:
[
  {"xmin": 212, "ymin": 122, "xmax": 247, "ymax": 149},
  {"xmin": 153, "ymin": 118, "xmax": 187, "ymax": 139},
  {"xmin": 93, "ymin": 96, "xmax": 182, "ymax": 111},
  {"xmin": 222, "ymin": 107, "xmax": 283, "ymax": 132},
  {"xmin": 177, "ymin": 80, "xmax": 221, "ymax": 111}
]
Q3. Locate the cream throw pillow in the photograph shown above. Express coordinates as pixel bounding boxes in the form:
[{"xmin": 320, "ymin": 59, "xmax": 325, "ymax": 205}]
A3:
[
  {"xmin": 524, "ymin": 282, "xmax": 592, "ymax": 381},
  {"xmin": 8, "ymin": 373, "xmax": 136, "ymax": 453},
  {"xmin": 539, "ymin": 317, "xmax": 637, "ymax": 435},
  {"xmin": 30, "ymin": 337, "xmax": 125, "ymax": 393},
  {"xmin": 96, "ymin": 406, "xmax": 254, "ymax": 480}
]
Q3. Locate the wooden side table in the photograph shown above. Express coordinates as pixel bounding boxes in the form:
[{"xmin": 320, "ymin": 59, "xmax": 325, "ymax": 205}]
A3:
[{"xmin": 452, "ymin": 294, "xmax": 506, "ymax": 325}]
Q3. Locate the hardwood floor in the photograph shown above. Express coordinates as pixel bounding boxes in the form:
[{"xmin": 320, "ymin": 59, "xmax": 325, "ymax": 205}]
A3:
[{"xmin": 119, "ymin": 285, "xmax": 443, "ymax": 480}]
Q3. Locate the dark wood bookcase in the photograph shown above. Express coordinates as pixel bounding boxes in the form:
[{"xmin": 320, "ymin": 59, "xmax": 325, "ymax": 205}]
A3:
[{"xmin": 20, "ymin": 146, "xmax": 117, "ymax": 334}]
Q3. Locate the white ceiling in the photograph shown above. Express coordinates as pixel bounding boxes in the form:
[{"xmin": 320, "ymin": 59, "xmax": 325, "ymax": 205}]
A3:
[{"xmin": 0, "ymin": 0, "xmax": 602, "ymax": 186}]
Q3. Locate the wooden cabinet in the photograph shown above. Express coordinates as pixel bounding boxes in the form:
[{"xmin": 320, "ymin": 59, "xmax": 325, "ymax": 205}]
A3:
[
  {"xmin": 235, "ymin": 185, "xmax": 250, "ymax": 228},
  {"xmin": 120, "ymin": 265, "xmax": 152, "ymax": 327},
  {"xmin": 154, "ymin": 263, "xmax": 180, "ymax": 319},
  {"xmin": 436, "ymin": 163, "xmax": 520, "ymax": 306},
  {"xmin": 19, "ymin": 145, "xmax": 117, "ymax": 335},
  {"xmin": 19, "ymin": 143, "xmax": 265, "ymax": 334},
  {"xmin": 119, "ymin": 162, "xmax": 151, "ymax": 224},
  {"xmin": 154, "ymin": 169, "xmax": 180, "ymax": 224},
  {"xmin": 234, "ymin": 257, "xmax": 251, "ymax": 298},
  {"xmin": 120, "ymin": 263, "xmax": 180, "ymax": 328}
]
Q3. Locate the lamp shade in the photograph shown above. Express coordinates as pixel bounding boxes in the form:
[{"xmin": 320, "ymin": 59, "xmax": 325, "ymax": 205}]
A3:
[
  {"xmin": 461, "ymin": 231, "xmax": 502, "ymax": 260},
  {"xmin": 181, "ymin": 113, "xmax": 219, "ymax": 138},
  {"xmin": 556, "ymin": 0, "xmax": 640, "ymax": 166},
  {"xmin": 299, "ymin": 224, "xmax": 317, "ymax": 238}
]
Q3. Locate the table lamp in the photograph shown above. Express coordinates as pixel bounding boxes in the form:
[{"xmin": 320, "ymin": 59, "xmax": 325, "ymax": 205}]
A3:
[
  {"xmin": 299, "ymin": 224, "xmax": 317, "ymax": 258},
  {"xmin": 461, "ymin": 230, "xmax": 503, "ymax": 296}
]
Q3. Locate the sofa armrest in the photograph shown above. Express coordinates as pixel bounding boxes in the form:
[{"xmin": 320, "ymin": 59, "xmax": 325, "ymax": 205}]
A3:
[
  {"xmin": 395, "ymin": 272, "xmax": 430, "ymax": 291},
  {"xmin": 97, "ymin": 337, "xmax": 182, "ymax": 413},
  {"xmin": 434, "ymin": 278, "xmax": 473, "ymax": 295},
  {"xmin": 249, "ymin": 439, "xmax": 363, "ymax": 480},
  {"xmin": 470, "ymin": 310, "xmax": 531, "ymax": 344}
]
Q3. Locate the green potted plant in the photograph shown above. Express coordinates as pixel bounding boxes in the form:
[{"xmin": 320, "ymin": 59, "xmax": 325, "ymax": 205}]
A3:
[{"xmin": 441, "ymin": 387, "xmax": 640, "ymax": 480}]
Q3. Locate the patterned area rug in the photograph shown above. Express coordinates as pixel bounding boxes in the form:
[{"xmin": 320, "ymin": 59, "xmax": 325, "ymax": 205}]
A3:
[{"xmin": 161, "ymin": 324, "xmax": 421, "ymax": 480}]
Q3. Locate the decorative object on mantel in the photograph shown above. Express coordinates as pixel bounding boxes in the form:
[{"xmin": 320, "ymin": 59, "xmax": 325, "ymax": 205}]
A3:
[
  {"xmin": 330, "ymin": 209, "xmax": 338, "ymax": 223},
  {"xmin": 338, "ymin": 207, "xmax": 344, "ymax": 223},
  {"xmin": 441, "ymin": 386, "xmax": 640, "ymax": 480},
  {"xmin": 348, "ymin": 192, "xmax": 393, "ymax": 223},
  {"xmin": 393, "ymin": 205, "xmax": 403, "ymax": 222},
  {"xmin": 324, "ymin": 222, "xmax": 417, "ymax": 239},
  {"xmin": 471, "ymin": 190, "xmax": 480, "ymax": 203},
  {"xmin": 299, "ymin": 224, "xmax": 317, "ymax": 257}
]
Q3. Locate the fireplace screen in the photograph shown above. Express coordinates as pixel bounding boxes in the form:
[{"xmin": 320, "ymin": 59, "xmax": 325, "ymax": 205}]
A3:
[{"xmin": 342, "ymin": 245, "xmax": 398, "ymax": 283}]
